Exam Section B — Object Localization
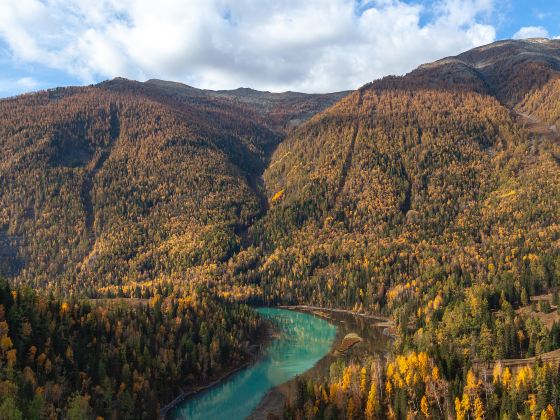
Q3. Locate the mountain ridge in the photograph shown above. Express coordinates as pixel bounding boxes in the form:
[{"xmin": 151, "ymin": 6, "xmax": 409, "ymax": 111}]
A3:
[{"xmin": 0, "ymin": 38, "xmax": 559, "ymax": 301}]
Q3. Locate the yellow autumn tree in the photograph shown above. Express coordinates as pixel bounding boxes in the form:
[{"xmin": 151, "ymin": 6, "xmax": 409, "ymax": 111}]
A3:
[
  {"xmin": 474, "ymin": 397, "xmax": 484, "ymax": 420},
  {"xmin": 431, "ymin": 366, "xmax": 440, "ymax": 381},
  {"xmin": 360, "ymin": 367, "xmax": 367, "ymax": 394},
  {"xmin": 502, "ymin": 367, "xmax": 512, "ymax": 389},
  {"xmin": 461, "ymin": 393, "xmax": 470, "ymax": 416},
  {"xmin": 541, "ymin": 404, "xmax": 555, "ymax": 420},
  {"xmin": 525, "ymin": 393, "xmax": 537, "ymax": 417},
  {"xmin": 455, "ymin": 397, "xmax": 466, "ymax": 420},
  {"xmin": 516, "ymin": 366, "xmax": 534, "ymax": 390},
  {"xmin": 465, "ymin": 369, "xmax": 479, "ymax": 396},
  {"xmin": 60, "ymin": 302, "xmax": 70, "ymax": 315},
  {"xmin": 330, "ymin": 382, "xmax": 339, "ymax": 405},
  {"xmin": 420, "ymin": 395, "xmax": 430, "ymax": 418},
  {"xmin": 342, "ymin": 366, "xmax": 352, "ymax": 391},
  {"xmin": 271, "ymin": 189, "xmax": 285, "ymax": 202},
  {"xmin": 365, "ymin": 382, "xmax": 377, "ymax": 419},
  {"xmin": 492, "ymin": 362, "xmax": 503, "ymax": 384}
]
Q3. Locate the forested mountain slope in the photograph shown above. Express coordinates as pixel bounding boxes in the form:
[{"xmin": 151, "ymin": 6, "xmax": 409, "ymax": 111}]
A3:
[
  {"xmin": 0, "ymin": 79, "xmax": 347, "ymax": 295},
  {"xmin": 1, "ymin": 39, "xmax": 559, "ymax": 309},
  {"xmin": 257, "ymin": 38, "xmax": 560, "ymax": 314}
]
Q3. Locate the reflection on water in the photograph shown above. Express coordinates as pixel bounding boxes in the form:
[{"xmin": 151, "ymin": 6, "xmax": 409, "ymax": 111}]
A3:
[{"xmin": 170, "ymin": 308, "xmax": 337, "ymax": 420}]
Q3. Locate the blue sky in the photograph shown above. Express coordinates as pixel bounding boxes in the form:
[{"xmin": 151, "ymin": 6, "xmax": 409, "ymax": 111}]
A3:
[
  {"xmin": 497, "ymin": 0, "xmax": 560, "ymax": 38},
  {"xmin": 0, "ymin": 0, "xmax": 559, "ymax": 97}
]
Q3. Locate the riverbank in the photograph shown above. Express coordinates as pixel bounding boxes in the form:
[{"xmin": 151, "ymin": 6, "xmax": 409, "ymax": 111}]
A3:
[
  {"xmin": 166, "ymin": 308, "xmax": 337, "ymax": 419},
  {"xmin": 248, "ymin": 306, "xmax": 391, "ymax": 419},
  {"xmin": 279, "ymin": 305, "xmax": 395, "ymax": 327},
  {"xmin": 280, "ymin": 305, "xmax": 396, "ymax": 338},
  {"xmin": 159, "ymin": 319, "xmax": 276, "ymax": 419},
  {"xmin": 162, "ymin": 306, "xmax": 392, "ymax": 419}
]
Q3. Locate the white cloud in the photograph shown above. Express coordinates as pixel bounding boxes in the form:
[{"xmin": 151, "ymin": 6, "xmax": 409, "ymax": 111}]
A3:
[
  {"xmin": 16, "ymin": 77, "xmax": 38, "ymax": 89},
  {"xmin": 0, "ymin": 0, "xmax": 497, "ymax": 92},
  {"xmin": 534, "ymin": 11, "xmax": 550, "ymax": 20},
  {"xmin": 513, "ymin": 26, "xmax": 549, "ymax": 40},
  {"xmin": 0, "ymin": 76, "xmax": 39, "ymax": 94}
]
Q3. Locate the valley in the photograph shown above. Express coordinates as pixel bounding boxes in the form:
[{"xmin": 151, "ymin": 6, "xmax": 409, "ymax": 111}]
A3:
[{"xmin": 0, "ymin": 38, "xmax": 560, "ymax": 419}]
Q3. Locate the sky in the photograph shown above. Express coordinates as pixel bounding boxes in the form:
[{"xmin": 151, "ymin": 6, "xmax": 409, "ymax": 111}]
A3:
[{"xmin": 0, "ymin": 0, "xmax": 559, "ymax": 97}]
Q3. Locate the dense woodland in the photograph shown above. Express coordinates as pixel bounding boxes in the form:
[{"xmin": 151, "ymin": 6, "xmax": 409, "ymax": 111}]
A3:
[
  {"xmin": 257, "ymin": 40, "xmax": 560, "ymax": 419},
  {"xmin": 1, "ymin": 39, "xmax": 560, "ymax": 418},
  {"xmin": 0, "ymin": 81, "xmax": 277, "ymax": 291},
  {"xmin": 0, "ymin": 278, "xmax": 264, "ymax": 418},
  {"xmin": 283, "ymin": 353, "xmax": 560, "ymax": 419}
]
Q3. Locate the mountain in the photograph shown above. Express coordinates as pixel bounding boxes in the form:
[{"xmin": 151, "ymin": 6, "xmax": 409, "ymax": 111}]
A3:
[
  {"xmin": 1, "ymin": 39, "xmax": 559, "ymax": 303},
  {"xmin": 257, "ymin": 38, "xmax": 560, "ymax": 419},
  {"xmin": 256, "ymin": 38, "xmax": 560, "ymax": 311},
  {"xmin": 1, "ymin": 38, "xmax": 560, "ymax": 419},
  {"xmin": 0, "ymin": 78, "xmax": 348, "ymax": 294},
  {"xmin": 144, "ymin": 79, "xmax": 350, "ymax": 131}
]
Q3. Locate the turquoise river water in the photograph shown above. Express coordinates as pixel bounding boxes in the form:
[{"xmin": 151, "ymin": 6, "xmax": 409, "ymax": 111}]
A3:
[{"xmin": 170, "ymin": 307, "xmax": 337, "ymax": 419}]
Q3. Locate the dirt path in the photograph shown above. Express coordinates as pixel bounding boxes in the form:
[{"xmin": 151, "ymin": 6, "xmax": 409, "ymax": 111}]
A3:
[
  {"xmin": 474, "ymin": 348, "xmax": 560, "ymax": 378},
  {"xmin": 515, "ymin": 110, "xmax": 558, "ymax": 137}
]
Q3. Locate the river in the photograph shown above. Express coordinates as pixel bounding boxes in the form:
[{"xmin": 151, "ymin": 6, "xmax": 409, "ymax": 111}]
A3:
[{"xmin": 169, "ymin": 307, "xmax": 337, "ymax": 420}]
